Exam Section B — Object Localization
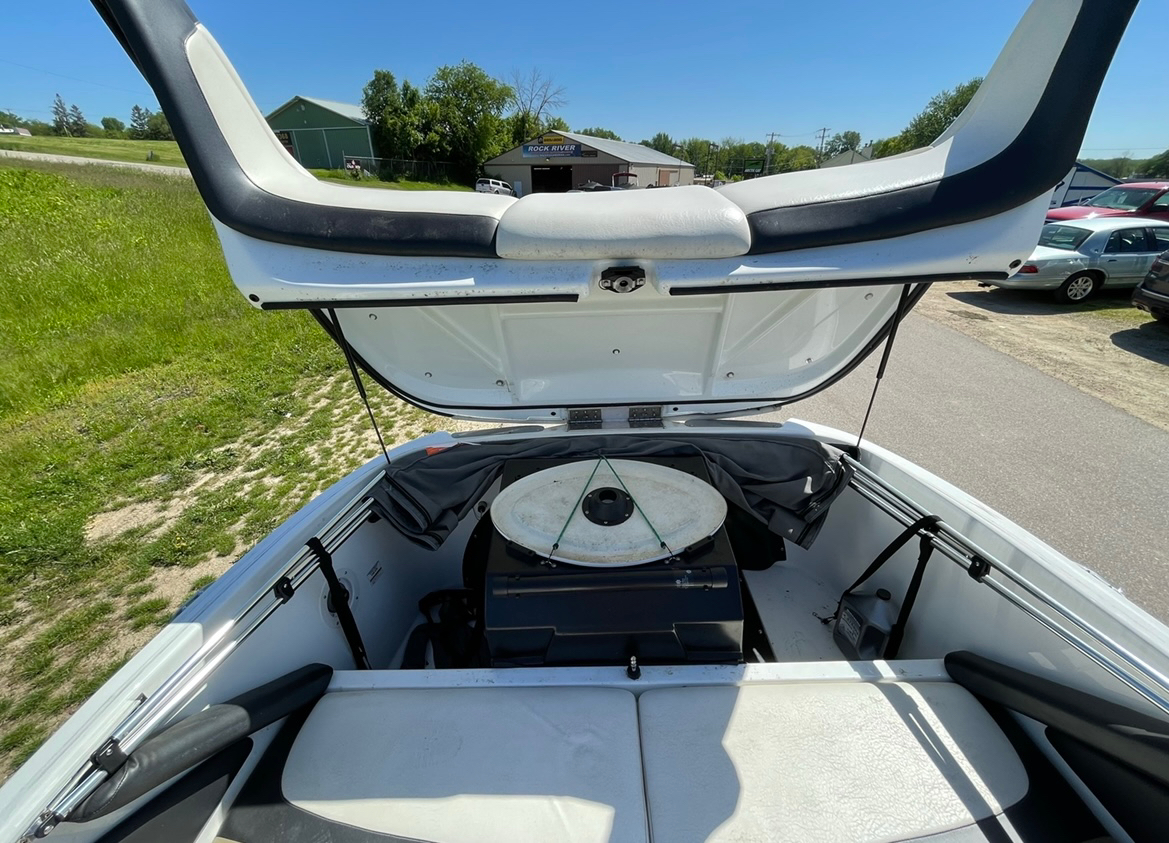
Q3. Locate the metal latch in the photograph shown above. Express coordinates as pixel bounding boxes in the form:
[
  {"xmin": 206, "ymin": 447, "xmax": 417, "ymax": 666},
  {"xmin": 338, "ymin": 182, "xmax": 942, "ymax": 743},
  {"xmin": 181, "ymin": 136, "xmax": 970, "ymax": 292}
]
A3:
[{"xmin": 599, "ymin": 266, "xmax": 646, "ymax": 294}]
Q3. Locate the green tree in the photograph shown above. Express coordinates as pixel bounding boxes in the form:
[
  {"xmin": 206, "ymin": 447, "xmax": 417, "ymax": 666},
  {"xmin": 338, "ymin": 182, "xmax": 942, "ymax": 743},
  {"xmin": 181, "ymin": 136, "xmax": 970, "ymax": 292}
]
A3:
[
  {"xmin": 641, "ymin": 132, "xmax": 676, "ymax": 155},
  {"xmin": 101, "ymin": 116, "xmax": 126, "ymax": 138},
  {"xmin": 678, "ymin": 137, "xmax": 714, "ymax": 171},
  {"xmin": 129, "ymin": 104, "xmax": 150, "ymax": 139},
  {"xmin": 1143, "ymin": 148, "xmax": 1169, "ymax": 179},
  {"xmin": 576, "ymin": 127, "xmax": 622, "ymax": 141},
  {"xmin": 422, "ymin": 61, "xmax": 513, "ymax": 183},
  {"xmin": 873, "ymin": 78, "xmax": 981, "ymax": 158},
  {"xmin": 145, "ymin": 111, "xmax": 173, "ymax": 140},
  {"xmin": 362, "ymin": 70, "xmax": 408, "ymax": 158},
  {"xmin": 821, "ymin": 130, "xmax": 861, "ymax": 161},
  {"xmin": 67, "ymin": 104, "xmax": 88, "ymax": 138},
  {"xmin": 51, "ymin": 94, "xmax": 70, "ymax": 136}
]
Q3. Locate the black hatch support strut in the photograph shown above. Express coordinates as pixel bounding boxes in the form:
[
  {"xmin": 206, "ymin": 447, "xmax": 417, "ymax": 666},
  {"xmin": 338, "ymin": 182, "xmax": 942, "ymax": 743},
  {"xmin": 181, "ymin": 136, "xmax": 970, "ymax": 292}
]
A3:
[
  {"xmin": 326, "ymin": 308, "xmax": 393, "ymax": 473},
  {"xmin": 307, "ymin": 537, "xmax": 371, "ymax": 670},
  {"xmin": 855, "ymin": 283, "xmax": 914, "ymax": 451}
]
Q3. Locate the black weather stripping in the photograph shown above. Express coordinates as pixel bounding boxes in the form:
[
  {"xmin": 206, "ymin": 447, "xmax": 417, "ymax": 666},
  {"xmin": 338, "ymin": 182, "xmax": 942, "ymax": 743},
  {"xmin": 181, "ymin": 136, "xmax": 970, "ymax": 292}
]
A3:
[{"xmin": 671, "ymin": 271, "xmax": 1008, "ymax": 297}]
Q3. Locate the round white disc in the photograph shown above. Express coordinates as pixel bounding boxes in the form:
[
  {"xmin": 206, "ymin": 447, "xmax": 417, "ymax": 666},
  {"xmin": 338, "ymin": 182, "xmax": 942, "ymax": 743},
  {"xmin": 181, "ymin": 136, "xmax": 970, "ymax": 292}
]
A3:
[{"xmin": 490, "ymin": 459, "xmax": 727, "ymax": 567}]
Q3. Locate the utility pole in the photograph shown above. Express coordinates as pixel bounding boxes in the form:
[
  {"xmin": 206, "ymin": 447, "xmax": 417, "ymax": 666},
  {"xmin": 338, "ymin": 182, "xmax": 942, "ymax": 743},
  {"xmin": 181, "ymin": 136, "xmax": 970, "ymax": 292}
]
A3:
[
  {"xmin": 815, "ymin": 127, "xmax": 831, "ymax": 164},
  {"xmin": 764, "ymin": 132, "xmax": 780, "ymax": 175}
]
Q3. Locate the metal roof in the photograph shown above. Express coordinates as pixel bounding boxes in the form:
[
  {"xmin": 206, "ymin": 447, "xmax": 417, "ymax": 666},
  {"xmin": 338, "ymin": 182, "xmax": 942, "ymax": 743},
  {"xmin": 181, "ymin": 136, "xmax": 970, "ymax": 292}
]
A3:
[
  {"xmin": 267, "ymin": 96, "xmax": 367, "ymax": 125},
  {"xmin": 523, "ymin": 131, "xmax": 692, "ymax": 167}
]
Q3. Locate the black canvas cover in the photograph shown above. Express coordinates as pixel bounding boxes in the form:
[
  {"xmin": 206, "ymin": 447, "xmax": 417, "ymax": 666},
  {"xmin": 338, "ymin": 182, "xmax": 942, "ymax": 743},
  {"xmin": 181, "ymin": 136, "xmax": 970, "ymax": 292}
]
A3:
[{"xmin": 374, "ymin": 435, "xmax": 852, "ymax": 551}]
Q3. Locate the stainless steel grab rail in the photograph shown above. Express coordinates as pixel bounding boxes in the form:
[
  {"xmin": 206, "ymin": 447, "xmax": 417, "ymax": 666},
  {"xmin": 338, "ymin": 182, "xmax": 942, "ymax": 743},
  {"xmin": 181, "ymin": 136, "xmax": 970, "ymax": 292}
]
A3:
[{"xmin": 20, "ymin": 470, "xmax": 385, "ymax": 841}]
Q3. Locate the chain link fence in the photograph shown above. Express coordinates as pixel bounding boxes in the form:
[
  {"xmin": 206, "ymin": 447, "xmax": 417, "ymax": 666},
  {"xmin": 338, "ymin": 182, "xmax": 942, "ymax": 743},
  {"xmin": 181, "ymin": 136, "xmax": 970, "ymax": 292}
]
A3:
[{"xmin": 341, "ymin": 154, "xmax": 453, "ymax": 184}]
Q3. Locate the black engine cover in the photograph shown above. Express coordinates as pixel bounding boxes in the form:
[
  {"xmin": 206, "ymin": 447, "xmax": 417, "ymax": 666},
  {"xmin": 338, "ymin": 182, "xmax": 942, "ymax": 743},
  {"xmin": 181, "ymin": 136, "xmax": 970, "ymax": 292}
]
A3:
[{"xmin": 482, "ymin": 456, "xmax": 744, "ymax": 667}]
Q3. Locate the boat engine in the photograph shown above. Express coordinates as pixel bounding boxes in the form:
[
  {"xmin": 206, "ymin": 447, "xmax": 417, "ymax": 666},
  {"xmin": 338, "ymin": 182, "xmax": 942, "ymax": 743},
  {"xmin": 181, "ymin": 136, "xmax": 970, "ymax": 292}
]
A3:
[{"xmin": 478, "ymin": 456, "xmax": 744, "ymax": 667}]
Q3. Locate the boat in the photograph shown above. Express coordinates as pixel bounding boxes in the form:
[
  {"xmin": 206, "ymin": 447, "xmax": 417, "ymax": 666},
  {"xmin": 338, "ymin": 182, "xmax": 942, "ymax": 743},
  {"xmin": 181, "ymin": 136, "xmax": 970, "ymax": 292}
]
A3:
[{"xmin": 4, "ymin": 1, "xmax": 1166, "ymax": 841}]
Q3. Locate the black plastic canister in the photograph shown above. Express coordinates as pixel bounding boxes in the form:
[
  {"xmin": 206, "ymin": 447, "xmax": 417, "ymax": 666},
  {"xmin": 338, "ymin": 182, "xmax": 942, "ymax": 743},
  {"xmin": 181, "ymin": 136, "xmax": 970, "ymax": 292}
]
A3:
[{"xmin": 833, "ymin": 588, "xmax": 899, "ymax": 660}]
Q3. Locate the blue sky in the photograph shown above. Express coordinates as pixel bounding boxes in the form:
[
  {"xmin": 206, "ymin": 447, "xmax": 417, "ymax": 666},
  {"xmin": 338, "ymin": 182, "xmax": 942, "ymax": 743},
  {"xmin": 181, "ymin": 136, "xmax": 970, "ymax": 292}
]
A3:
[{"xmin": 2, "ymin": 0, "xmax": 1164, "ymax": 157}]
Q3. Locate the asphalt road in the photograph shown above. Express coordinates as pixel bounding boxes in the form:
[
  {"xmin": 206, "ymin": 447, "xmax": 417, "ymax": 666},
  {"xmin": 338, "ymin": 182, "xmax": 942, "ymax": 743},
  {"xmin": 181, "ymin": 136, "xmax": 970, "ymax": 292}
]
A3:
[{"xmin": 758, "ymin": 313, "xmax": 1169, "ymax": 621}]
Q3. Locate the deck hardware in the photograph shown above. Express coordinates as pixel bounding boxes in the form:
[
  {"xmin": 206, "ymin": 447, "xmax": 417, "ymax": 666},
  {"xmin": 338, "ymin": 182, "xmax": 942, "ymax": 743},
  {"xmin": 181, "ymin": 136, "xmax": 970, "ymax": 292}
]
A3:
[
  {"xmin": 599, "ymin": 266, "xmax": 645, "ymax": 294},
  {"xmin": 626, "ymin": 656, "xmax": 641, "ymax": 680},
  {"xmin": 272, "ymin": 576, "xmax": 295, "ymax": 603},
  {"xmin": 91, "ymin": 738, "xmax": 127, "ymax": 774},
  {"xmin": 306, "ymin": 537, "xmax": 371, "ymax": 670},
  {"xmin": 968, "ymin": 555, "xmax": 992, "ymax": 582}
]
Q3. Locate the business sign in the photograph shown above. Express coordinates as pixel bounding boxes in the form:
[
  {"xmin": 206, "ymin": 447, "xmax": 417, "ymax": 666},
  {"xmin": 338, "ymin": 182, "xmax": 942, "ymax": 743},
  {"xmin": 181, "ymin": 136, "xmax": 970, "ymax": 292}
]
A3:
[{"xmin": 523, "ymin": 142, "xmax": 581, "ymax": 157}]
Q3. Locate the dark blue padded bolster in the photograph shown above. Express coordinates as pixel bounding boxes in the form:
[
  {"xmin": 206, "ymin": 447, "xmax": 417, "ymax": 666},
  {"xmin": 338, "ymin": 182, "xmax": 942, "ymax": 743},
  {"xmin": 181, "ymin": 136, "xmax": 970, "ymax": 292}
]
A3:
[{"xmin": 91, "ymin": 0, "xmax": 500, "ymax": 258}]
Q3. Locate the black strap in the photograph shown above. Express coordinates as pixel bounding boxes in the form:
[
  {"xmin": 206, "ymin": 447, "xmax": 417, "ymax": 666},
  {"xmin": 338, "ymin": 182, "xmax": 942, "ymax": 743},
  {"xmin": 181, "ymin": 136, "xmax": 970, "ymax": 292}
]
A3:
[
  {"xmin": 885, "ymin": 531, "xmax": 937, "ymax": 659},
  {"xmin": 306, "ymin": 537, "xmax": 371, "ymax": 670},
  {"xmin": 832, "ymin": 514, "xmax": 943, "ymax": 620}
]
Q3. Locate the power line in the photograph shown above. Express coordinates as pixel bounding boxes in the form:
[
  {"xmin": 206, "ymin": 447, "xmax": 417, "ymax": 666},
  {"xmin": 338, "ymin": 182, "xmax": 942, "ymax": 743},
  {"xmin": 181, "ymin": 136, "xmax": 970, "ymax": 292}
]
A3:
[{"xmin": 0, "ymin": 58, "xmax": 151, "ymax": 96}]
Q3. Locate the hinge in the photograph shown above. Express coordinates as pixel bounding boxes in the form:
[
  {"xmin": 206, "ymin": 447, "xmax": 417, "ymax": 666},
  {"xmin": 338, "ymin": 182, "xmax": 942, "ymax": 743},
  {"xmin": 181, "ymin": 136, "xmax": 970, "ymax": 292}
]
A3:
[
  {"xmin": 567, "ymin": 406, "xmax": 663, "ymax": 430},
  {"xmin": 628, "ymin": 405, "xmax": 662, "ymax": 428},
  {"xmin": 567, "ymin": 408, "xmax": 602, "ymax": 430}
]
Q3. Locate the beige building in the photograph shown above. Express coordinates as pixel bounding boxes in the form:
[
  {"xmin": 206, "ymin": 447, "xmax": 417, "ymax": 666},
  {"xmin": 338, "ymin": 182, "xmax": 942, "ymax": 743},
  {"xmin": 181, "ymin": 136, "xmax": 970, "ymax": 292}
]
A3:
[{"xmin": 483, "ymin": 131, "xmax": 694, "ymax": 195}]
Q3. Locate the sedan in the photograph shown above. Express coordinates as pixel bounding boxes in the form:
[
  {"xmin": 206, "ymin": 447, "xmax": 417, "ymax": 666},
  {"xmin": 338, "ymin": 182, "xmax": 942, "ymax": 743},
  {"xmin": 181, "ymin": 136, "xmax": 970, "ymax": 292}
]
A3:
[
  {"xmin": 1046, "ymin": 181, "xmax": 1169, "ymax": 222},
  {"xmin": 988, "ymin": 218, "xmax": 1169, "ymax": 303},
  {"xmin": 1131, "ymin": 249, "xmax": 1169, "ymax": 324}
]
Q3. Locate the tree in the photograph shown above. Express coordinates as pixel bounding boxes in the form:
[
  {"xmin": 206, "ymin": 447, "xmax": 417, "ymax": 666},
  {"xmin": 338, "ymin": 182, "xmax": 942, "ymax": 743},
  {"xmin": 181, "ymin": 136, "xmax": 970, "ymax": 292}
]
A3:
[
  {"xmin": 542, "ymin": 116, "xmax": 570, "ymax": 132},
  {"xmin": 641, "ymin": 132, "xmax": 676, "ymax": 155},
  {"xmin": 507, "ymin": 68, "xmax": 566, "ymax": 145},
  {"xmin": 677, "ymin": 137, "xmax": 714, "ymax": 171},
  {"xmin": 67, "ymin": 104, "xmax": 88, "ymax": 138},
  {"xmin": 821, "ymin": 130, "xmax": 861, "ymax": 162},
  {"xmin": 129, "ymin": 104, "xmax": 150, "ymax": 139},
  {"xmin": 51, "ymin": 94, "xmax": 70, "ymax": 136},
  {"xmin": 422, "ymin": 61, "xmax": 513, "ymax": 183},
  {"xmin": 362, "ymin": 69, "xmax": 402, "ymax": 157},
  {"xmin": 1143, "ymin": 148, "xmax": 1169, "ymax": 179},
  {"xmin": 145, "ymin": 111, "xmax": 173, "ymax": 140},
  {"xmin": 576, "ymin": 127, "xmax": 621, "ymax": 141},
  {"xmin": 101, "ymin": 116, "xmax": 126, "ymax": 138},
  {"xmin": 872, "ymin": 78, "xmax": 981, "ymax": 158}
]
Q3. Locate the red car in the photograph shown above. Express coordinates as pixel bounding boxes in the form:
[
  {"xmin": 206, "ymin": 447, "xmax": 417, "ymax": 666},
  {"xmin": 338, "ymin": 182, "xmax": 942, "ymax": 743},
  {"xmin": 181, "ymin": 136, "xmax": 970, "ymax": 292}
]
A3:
[{"xmin": 1046, "ymin": 181, "xmax": 1169, "ymax": 222}]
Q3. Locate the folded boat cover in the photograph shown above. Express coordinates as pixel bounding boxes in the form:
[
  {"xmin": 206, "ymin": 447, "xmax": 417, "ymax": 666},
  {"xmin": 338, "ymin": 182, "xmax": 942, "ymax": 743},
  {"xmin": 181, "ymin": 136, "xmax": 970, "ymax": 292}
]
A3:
[{"xmin": 374, "ymin": 435, "xmax": 852, "ymax": 551}]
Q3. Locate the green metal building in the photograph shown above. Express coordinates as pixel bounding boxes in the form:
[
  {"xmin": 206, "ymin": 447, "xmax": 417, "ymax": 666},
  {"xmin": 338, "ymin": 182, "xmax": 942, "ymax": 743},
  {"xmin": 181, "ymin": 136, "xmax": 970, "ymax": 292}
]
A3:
[{"xmin": 265, "ymin": 96, "xmax": 374, "ymax": 170}]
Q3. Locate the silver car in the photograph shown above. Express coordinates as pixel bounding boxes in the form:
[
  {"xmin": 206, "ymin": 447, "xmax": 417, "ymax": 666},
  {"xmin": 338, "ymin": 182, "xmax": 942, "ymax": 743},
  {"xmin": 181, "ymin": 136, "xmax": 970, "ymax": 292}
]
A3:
[{"xmin": 990, "ymin": 217, "xmax": 1169, "ymax": 303}]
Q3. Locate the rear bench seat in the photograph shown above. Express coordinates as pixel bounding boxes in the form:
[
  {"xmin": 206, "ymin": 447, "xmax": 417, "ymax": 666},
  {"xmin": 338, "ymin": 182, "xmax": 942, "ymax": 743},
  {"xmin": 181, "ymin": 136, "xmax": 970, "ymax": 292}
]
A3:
[{"xmin": 262, "ymin": 680, "xmax": 1032, "ymax": 843}]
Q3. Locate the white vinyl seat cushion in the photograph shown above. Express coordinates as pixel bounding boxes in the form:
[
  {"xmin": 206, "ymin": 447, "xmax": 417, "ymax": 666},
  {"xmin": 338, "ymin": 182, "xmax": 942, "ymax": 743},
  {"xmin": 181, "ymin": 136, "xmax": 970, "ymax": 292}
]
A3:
[
  {"xmin": 282, "ymin": 687, "xmax": 648, "ymax": 843},
  {"xmin": 495, "ymin": 186, "xmax": 752, "ymax": 260},
  {"xmin": 638, "ymin": 681, "xmax": 1029, "ymax": 843}
]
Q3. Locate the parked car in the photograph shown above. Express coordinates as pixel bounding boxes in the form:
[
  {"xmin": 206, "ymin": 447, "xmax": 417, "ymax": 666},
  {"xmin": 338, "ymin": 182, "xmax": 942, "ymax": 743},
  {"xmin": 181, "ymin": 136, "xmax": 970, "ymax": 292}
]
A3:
[
  {"xmin": 475, "ymin": 177, "xmax": 514, "ymax": 196},
  {"xmin": 1045, "ymin": 181, "xmax": 1169, "ymax": 222},
  {"xmin": 986, "ymin": 218, "xmax": 1169, "ymax": 303},
  {"xmin": 1131, "ymin": 248, "xmax": 1169, "ymax": 324}
]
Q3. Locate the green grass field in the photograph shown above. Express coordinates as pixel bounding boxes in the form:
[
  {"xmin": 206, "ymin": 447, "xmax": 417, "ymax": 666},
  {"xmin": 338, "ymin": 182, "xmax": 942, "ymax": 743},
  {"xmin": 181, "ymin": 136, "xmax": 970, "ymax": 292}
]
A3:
[
  {"xmin": 0, "ymin": 134, "xmax": 186, "ymax": 167},
  {"xmin": 0, "ymin": 158, "xmax": 441, "ymax": 775}
]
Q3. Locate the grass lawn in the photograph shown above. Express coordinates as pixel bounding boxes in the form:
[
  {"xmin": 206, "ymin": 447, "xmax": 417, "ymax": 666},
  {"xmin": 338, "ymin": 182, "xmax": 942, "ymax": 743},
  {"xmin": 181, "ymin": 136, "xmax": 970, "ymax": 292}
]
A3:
[
  {"xmin": 0, "ymin": 134, "xmax": 186, "ymax": 168},
  {"xmin": 0, "ymin": 158, "xmax": 443, "ymax": 775}
]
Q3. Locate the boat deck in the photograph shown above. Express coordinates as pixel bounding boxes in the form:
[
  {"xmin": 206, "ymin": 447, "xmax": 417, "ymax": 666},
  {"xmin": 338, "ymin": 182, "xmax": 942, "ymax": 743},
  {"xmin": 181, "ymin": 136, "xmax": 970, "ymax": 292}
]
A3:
[{"xmin": 214, "ymin": 660, "xmax": 1095, "ymax": 843}]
